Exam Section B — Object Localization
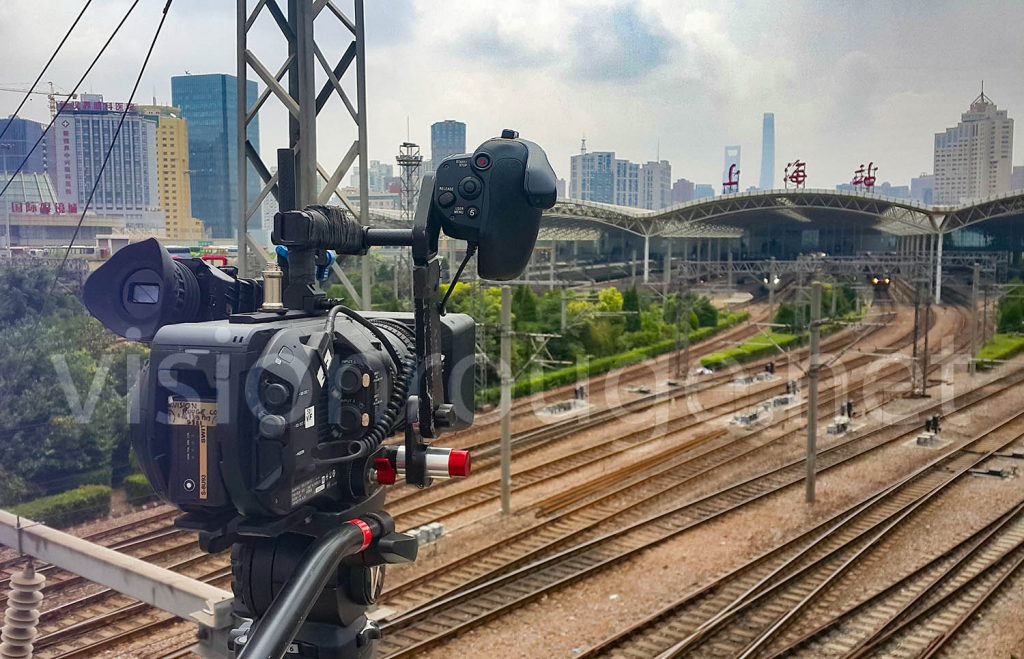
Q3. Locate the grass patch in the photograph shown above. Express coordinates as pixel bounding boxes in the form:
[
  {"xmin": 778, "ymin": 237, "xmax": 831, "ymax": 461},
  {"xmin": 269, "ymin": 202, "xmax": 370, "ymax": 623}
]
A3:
[{"xmin": 976, "ymin": 333, "xmax": 1024, "ymax": 370}]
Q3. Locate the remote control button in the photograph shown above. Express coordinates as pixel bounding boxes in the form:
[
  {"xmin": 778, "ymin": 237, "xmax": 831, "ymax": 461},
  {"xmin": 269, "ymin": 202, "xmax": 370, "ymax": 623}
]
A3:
[
  {"xmin": 437, "ymin": 190, "xmax": 456, "ymax": 208},
  {"xmin": 473, "ymin": 153, "xmax": 491, "ymax": 170},
  {"xmin": 459, "ymin": 176, "xmax": 481, "ymax": 199}
]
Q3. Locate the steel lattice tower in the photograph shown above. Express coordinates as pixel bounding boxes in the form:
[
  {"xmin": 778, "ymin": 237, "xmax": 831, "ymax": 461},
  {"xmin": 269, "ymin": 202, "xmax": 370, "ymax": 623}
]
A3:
[
  {"xmin": 396, "ymin": 142, "xmax": 422, "ymax": 223},
  {"xmin": 236, "ymin": 0, "xmax": 371, "ymax": 307}
]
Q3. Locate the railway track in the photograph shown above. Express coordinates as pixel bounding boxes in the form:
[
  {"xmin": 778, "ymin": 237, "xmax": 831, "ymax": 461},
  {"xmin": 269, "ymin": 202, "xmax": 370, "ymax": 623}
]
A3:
[
  {"xmin": 382, "ymin": 297, "xmax": 929, "ymax": 530},
  {"xmin": 384, "ymin": 297, "xmax": 904, "ymax": 514},
  {"xmin": 372, "ymin": 314, "xmax": 1005, "ymax": 657},
  {"xmin": 591, "ymin": 410, "xmax": 1024, "ymax": 658},
  {"xmin": 765, "ymin": 499, "xmax": 1024, "ymax": 658},
  {"xmin": 385, "ymin": 312, "xmax": 910, "ymax": 531}
]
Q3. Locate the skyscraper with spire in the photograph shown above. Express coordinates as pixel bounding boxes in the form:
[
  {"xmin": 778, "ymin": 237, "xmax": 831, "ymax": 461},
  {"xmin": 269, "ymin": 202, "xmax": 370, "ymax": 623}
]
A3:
[{"xmin": 759, "ymin": 112, "xmax": 775, "ymax": 190}]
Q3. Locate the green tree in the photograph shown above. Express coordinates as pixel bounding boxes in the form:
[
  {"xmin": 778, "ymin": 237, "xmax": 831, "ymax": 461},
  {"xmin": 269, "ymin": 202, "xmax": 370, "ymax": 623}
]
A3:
[{"xmin": 622, "ymin": 286, "xmax": 642, "ymax": 331}]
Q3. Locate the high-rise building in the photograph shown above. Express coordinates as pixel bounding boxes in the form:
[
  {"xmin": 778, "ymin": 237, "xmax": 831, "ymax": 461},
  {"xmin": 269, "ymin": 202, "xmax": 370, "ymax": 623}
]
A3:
[
  {"xmin": 933, "ymin": 88, "xmax": 1014, "ymax": 204},
  {"xmin": 613, "ymin": 159, "xmax": 640, "ymax": 206},
  {"xmin": 349, "ymin": 160, "xmax": 395, "ymax": 194},
  {"xmin": 1012, "ymin": 165, "xmax": 1024, "ymax": 191},
  {"xmin": 555, "ymin": 178, "xmax": 566, "ymax": 199},
  {"xmin": 722, "ymin": 145, "xmax": 741, "ymax": 193},
  {"xmin": 0, "ymin": 117, "xmax": 47, "ymax": 174},
  {"xmin": 694, "ymin": 184, "xmax": 715, "ymax": 200},
  {"xmin": 671, "ymin": 178, "xmax": 694, "ymax": 204},
  {"xmin": 759, "ymin": 113, "xmax": 775, "ymax": 190},
  {"xmin": 911, "ymin": 173, "xmax": 935, "ymax": 204},
  {"xmin": 569, "ymin": 151, "xmax": 614, "ymax": 203},
  {"xmin": 138, "ymin": 105, "xmax": 204, "ymax": 241},
  {"xmin": 45, "ymin": 94, "xmax": 163, "ymax": 233},
  {"xmin": 430, "ymin": 120, "xmax": 466, "ymax": 171},
  {"xmin": 171, "ymin": 74, "xmax": 260, "ymax": 239},
  {"xmin": 640, "ymin": 160, "xmax": 672, "ymax": 209}
]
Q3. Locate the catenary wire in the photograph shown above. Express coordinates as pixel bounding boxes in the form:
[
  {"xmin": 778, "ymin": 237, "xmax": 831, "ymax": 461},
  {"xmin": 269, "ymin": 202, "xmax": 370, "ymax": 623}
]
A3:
[
  {"xmin": 0, "ymin": 0, "xmax": 142, "ymax": 201},
  {"xmin": 0, "ymin": 0, "xmax": 95, "ymax": 145}
]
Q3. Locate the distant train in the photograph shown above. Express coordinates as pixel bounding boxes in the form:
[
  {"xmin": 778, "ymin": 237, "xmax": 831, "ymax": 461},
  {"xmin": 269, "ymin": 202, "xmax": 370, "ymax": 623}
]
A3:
[{"xmin": 870, "ymin": 274, "xmax": 892, "ymax": 287}]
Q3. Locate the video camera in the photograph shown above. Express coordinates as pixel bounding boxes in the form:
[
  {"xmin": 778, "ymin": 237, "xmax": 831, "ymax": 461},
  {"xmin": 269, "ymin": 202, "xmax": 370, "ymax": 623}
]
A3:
[{"xmin": 82, "ymin": 130, "xmax": 556, "ymax": 658}]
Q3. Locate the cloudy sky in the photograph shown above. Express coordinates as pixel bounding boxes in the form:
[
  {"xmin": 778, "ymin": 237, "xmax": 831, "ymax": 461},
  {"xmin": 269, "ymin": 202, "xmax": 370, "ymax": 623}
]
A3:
[{"xmin": 1, "ymin": 0, "xmax": 1022, "ymax": 190}]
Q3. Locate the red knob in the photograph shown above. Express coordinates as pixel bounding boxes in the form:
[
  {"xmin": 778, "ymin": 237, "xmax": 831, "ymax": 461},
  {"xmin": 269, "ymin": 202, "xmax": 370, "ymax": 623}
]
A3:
[
  {"xmin": 448, "ymin": 450, "xmax": 471, "ymax": 478},
  {"xmin": 374, "ymin": 457, "xmax": 396, "ymax": 485}
]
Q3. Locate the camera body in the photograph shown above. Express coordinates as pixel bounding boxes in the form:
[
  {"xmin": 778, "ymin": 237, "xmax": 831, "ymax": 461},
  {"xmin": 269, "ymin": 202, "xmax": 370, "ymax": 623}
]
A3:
[{"xmin": 133, "ymin": 311, "xmax": 474, "ymax": 523}]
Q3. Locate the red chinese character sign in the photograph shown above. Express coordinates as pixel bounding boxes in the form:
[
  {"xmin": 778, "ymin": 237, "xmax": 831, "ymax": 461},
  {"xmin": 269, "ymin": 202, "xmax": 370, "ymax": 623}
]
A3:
[
  {"xmin": 784, "ymin": 160, "xmax": 807, "ymax": 189},
  {"xmin": 722, "ymin": 163, "xmax": 740, "ymax": 194},
  {"xmin": 852, "ymin": 162, "xmax": 877, "ymax": 191},
  {"xmin": 9, "ymin": 202, "xmax": 77, "ymax": 215}
]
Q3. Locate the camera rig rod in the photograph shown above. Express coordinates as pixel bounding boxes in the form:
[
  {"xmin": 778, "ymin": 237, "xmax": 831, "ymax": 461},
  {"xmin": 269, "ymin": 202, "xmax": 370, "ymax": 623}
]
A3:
[{"xmin": 236, "ymin": 514, "xmax": 393, "ymax": 659}]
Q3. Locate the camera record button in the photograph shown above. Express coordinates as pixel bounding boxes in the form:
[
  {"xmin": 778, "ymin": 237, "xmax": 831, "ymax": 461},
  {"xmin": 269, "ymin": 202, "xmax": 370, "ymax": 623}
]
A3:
[{"xmin": 473, "ymin": 152, "xmax": 491, "ymax": 170}]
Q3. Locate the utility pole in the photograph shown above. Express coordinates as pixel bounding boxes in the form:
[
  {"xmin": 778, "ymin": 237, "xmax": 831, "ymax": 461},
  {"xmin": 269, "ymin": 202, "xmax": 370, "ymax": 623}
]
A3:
[
  {"xmin": 806, "ymin": 281, "xmax": 821, "ymax": 504},
  {"xmin": 560, "ymin": 288, "xmax": 567, "ymax": 333},
  {"xmin": 911, "ymin": 283, "xmax": 921, "ymax": 395},
  {"xmin": 970, "ymin": 263, "xmax": 979, "ymax": 376},
  {"xmin": 500, "ymin": 285, "xmax": 512, "ymax": 516},
  {"xmin": 922, "ymin": 295, "xmax": 931, "ymax": 396},
  {"xmin": 983, "ymin": 286, "xmax": 990, "ymax": 345}
]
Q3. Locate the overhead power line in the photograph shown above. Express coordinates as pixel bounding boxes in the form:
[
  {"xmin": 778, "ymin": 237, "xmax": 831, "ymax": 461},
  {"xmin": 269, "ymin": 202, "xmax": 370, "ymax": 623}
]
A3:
[
  {"xmin": 0, "ymin": 0, "xmax": 94, "ymax": 144},
  {"xmin": 0, "ymin": 0, "xmax": 142, "ymax": 201},
  {"xmin": 44, "ymin": 0, "xmax": 176, "ymax": 307}
]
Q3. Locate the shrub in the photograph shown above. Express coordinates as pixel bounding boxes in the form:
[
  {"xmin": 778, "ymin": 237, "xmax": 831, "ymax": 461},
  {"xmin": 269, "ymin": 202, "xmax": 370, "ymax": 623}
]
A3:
[
  {"xmin": 976, "ymin": 334, "xmax": 1024, "ymax": 370},
  {"xmin": 10, "ymin": 484, "xmax": 111, "ymax": 528},
  {"xmin": 477, "ymin": 311, "xmax": 748, "ymax": 406},
  {"xmin": 124, "ymin": 473, "xmax": 157, "ymax": 505},
  {"xmin": 700, "ymin": 332, "xmax": 801, "ymax": 371}
]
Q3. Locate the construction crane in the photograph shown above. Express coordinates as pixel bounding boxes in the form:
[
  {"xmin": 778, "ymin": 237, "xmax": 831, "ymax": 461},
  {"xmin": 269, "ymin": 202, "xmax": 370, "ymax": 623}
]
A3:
[{"xmin": 0, "ymin": 81, "xmax": 77, "ymax": 116}]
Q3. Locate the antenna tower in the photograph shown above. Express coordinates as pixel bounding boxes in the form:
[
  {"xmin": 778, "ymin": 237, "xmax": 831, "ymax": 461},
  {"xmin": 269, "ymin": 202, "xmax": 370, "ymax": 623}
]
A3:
[{"xmin": 396, "ymin": 141, "xmax": 422, "ymax": 222}]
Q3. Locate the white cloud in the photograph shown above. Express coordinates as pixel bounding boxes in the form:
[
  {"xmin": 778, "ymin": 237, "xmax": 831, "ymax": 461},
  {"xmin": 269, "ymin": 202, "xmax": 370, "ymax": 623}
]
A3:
[{"xmin": 2, "ymin": 0, "xmax": 1023, "ymax": 189}]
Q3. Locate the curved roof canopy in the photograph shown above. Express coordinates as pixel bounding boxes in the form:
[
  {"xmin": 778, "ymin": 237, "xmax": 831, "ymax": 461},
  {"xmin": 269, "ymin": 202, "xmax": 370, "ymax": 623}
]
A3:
[
  {"xmin": 545, "ymin": 188, "xmax": 1024, "ymax": 239},
  {"xmin": 362, "ymin": 189, "xmax": 1024, "ymax": 241}
]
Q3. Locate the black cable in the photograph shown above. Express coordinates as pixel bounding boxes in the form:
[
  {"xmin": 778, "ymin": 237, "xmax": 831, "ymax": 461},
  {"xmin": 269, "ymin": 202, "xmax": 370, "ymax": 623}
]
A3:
[
  {"xmin": 325, "ymin": 304, "xmax": 404, "ymax": 367},
  {"xmin": 40, "ymin": 0, "xmax": 174, "ymax": 311},
  {"xmin": 0, "ymin": 0, "xmax": 142, "ymax": 201},
  {"xmin": 438, "ymin": 242, "xmax": 477, "ymax": 315},
  {"xmin": 0, "ymin": 0, "xmax": 94, "ymax": 146}
]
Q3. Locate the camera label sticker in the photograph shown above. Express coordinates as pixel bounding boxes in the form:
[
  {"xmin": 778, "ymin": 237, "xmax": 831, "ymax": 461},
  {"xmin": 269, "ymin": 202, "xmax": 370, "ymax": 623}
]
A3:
[
  {"xmin": 167, "ymin": 399, "xmax": 219, "ymax": 503},
  {"xmin": 290, "ymin": 468, "xmax": 337, "ymax": 506},
  {"xmin": 304, "ymin": 405, "xmax": 315, "ymax": 428}
]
